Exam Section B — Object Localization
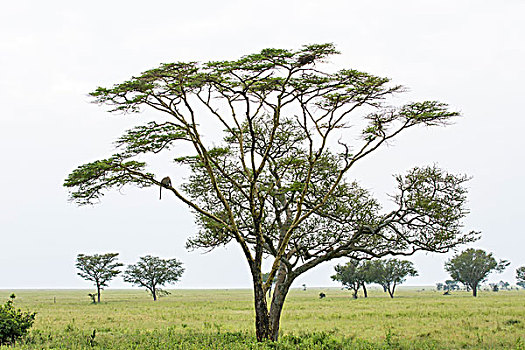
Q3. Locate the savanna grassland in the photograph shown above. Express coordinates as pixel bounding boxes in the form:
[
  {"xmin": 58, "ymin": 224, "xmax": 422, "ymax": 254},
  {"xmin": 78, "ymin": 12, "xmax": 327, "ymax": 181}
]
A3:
[{"xmin": 1, "ymin": 288, "xmax": 524, "ymax": 349}]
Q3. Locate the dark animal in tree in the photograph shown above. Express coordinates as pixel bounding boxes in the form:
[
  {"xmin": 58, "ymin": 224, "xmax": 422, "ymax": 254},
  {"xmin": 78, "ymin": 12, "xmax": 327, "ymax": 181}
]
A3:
[
  {"xmin": 159, "ymin": 176, "xmax": 172, "ymax": 200},
  {"xmin": 297, "ymin": 54, "xmax": 315, "ymax": 66}
]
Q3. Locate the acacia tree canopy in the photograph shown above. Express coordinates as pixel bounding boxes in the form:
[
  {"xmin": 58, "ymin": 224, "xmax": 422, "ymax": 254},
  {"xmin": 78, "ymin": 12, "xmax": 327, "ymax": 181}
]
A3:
[
  {"xmin": 332, "ymin": 259, "xmax": 371, "ymax": 298},
  {"xmin": 64, "ymin": 43, "xmax": 477, "ymax": 341},
  {"xmin": 123, "ymin": 256, "xmax": 184, "ymax": 301},
  {"xmin": 445, "ymin": 248, "xmax": 509, "ymax": 297},
  {"xmin": 368, "ymin": 259, "xmax": 418, "ymax": 298},
  {"xmin": 75, "ymin": 253, "xmax": 122, "ymax": 303}
]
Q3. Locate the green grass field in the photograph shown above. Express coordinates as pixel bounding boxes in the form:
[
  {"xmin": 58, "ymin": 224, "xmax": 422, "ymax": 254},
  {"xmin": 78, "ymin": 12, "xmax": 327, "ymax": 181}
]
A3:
[{"xmin": 1, "ymin": 288, "xmax": 524, "ymax": 349}]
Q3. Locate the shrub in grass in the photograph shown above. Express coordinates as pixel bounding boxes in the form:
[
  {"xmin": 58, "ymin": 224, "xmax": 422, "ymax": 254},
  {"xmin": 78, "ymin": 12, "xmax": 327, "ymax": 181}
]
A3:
[{"xmin": 0, "ymin": 294, "xmax": 36, "ymax": 345}]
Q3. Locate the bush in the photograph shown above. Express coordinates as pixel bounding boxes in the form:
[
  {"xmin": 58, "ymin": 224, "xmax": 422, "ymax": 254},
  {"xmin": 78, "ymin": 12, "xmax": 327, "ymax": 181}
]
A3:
[{"xmin": 0, "ymin": 294, "xmax": 36, "ymax": 345}]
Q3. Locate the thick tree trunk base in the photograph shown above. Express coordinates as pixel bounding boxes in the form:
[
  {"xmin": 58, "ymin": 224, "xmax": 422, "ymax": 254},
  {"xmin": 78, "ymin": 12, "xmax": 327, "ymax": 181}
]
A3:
[
  {"xmin": 253, "ymin": 275, "xmax": 271, "ymax": 341},
  {"xmin": 269, "ymin": 279, "xmax": 293, "ymax": 341}
]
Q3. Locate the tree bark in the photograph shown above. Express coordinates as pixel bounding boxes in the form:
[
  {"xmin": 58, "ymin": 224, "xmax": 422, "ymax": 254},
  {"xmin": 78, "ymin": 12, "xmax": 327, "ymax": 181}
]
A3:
[
  {"xmin": 269, "ymin": 279, "xmax": 293, "ymax": 341},
  {"xmin": 362, "ymin": 283, "xmax": 368, "ymax": 298},
  {"xmin": 253, "ymin": 273, "xmax": 271, "ymax": 341},
  {"xmin": 152, "ymin": 288, "xmax": 157, "ymax": 301},
  {"xmin": 266, "ymin": 263, "xmax": 295, "ymax": 341},
  {"xmin": 391, "ymin": 283, "xmax": 396, "ymax": 298},
  {"xmin": 96, "ymin": 282, "xmax": 101, "ymax": 303},
  {"xmin": 387, "ymin": 283, "xmax": 395, "ymax": 298},
  {"xmin": 472, "ymin": 283, "xmax": 477, "ymax": 297}
]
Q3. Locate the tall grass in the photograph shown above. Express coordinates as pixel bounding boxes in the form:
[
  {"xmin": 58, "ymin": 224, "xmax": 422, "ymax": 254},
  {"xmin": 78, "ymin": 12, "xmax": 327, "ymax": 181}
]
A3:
[{"xmin": 1, "ymin": 288, "xmax": 523, "ymax": 349}]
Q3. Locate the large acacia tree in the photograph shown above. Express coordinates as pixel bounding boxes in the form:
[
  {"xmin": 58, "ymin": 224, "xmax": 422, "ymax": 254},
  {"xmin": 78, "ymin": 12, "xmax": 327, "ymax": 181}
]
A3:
[
  {"xmin": 64, "ymin": 44, "xmax": 477, "ymax": 341},
  {"xmin": 445, "ymin": 249, "xmax": 508, "ymax": 296}
]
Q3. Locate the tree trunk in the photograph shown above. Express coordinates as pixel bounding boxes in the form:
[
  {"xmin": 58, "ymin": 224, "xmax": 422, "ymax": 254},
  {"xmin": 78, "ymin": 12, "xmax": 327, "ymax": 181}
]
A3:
[
  {"xmin": 352, "ymin": 288, "xmax": 358, "ymax": 299},
  {"xmin": 362, "ymin": 283, "xmax": 368, "ymax": 298},
  {"xmin": 268, "ymin": 279, "xmax": 293, "ymax": 341},
  {"xmin": 472, "ymin": 283, "xmax": 477, "ymax": 297},
  {"xmin": 152, "ymin": 288, "xmax": 157, "ymax": 301},
  {"xmin": 252, "ymin": 273, "xmax": 271, "ymax": 341},
  {"xmin": 96, "ymin": 284, "xmax": 101, "ymax": 303},
  {"xmin": 387, "ymin": 283, "xmax": 395, "ymax": 298},
  {"xmin": 266, "ymin": 263, "xmax": 295, "ymax": 341}
]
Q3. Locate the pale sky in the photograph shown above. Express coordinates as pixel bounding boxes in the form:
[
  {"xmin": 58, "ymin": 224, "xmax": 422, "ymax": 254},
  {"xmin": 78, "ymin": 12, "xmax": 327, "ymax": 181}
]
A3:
[{"xmin": 1, "ymin": 0, "xmax": 524, "ymax": 290}]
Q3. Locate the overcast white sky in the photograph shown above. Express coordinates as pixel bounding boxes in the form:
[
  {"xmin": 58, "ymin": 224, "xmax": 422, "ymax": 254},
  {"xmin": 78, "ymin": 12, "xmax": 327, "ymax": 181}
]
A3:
[{"xmin": 1, "ymin": 0, "xmax": 524, "ymax": 290}]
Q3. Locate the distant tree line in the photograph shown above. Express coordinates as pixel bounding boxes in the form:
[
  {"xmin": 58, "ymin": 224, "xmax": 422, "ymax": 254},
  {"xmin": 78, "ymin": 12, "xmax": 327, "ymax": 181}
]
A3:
[
  {"xmin": 75, "ymin": 253, "xmax": 184, "ymax": 303},
  {"xmin": 77, "ymin": 249, "xmax": 524, "ymax": 304},
  {"xmin": 334, "ymin": 249, "xmax": 524, "ymax": 298},
  {"xmin": 332, "ymin": 258, "xmax": 417, "ymax": 298}
]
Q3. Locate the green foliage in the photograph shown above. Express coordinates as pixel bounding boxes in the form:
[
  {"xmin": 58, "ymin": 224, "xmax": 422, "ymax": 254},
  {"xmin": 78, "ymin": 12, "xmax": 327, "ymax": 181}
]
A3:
[
  {"xmin": 332, "ymin": 259, "xmax": 418, "ymax": 299},
  {"xmin": 0, "ymin": 295, "xmax": 36, "ymax": 345},
  {"xmin": 63, "ymin": 156, "xmax": 153, "ymax": 206},
  {"xmin": 115, "ymin": 122, "xmax": 189, "ymax": 157},
  {"xmin": 516, "ymin": 267, "xmax": 525, "ymax": 288},
  {"xmin": 75, "ymin": 253, "xmax": 123, "ymax": 303},
  {"xmin": 123, "ymin": 256, "xmax": 184, "ymax": 300},
  {"xmin": 445, "ymin": 249, "xmax": 509, "ymax": 296},
  {"xmin": 331, "ymin": 260, "xmax": 373, "ymax": 298},
  {"xmin": 444, "ymin": 280, "xmax": 460, "ymax": 291},
  {"xmin": 64, "ymin": 42, "xmax": 477, "ymax": 341},
  {"xmin": 367, "ymin": 259, "xmax": 418, "ymax": 298}
]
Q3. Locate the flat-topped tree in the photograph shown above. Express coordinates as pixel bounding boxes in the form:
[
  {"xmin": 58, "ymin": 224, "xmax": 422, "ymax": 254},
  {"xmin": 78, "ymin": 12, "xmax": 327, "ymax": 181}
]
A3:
[
  {"xmin": 123, "ymin": 256, "xmax": 184, "ymax": 301},
  {"xmin": 75, "ymin": 253, "xmax": 122, "ymax": 303},
  {"xmin": 64, "ymin": 43, "xmax": 477, "ymax": 341}
]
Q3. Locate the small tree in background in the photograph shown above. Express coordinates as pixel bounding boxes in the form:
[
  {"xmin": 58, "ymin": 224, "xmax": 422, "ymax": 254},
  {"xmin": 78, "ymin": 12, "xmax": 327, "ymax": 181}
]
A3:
[
  {"xmin": 332, "ymin": 259, "xmax": 372, "ymax": 299},
  {"xmin": 76, "ymin": 253, "xmax": 123, "ymax": 303},
  {"xmin": 444, "ymin": 280, "xmax": 460, "ymax": 291},
  {"xmin": 0, "ymin": 294, "xmax": 36, "ymax": 345},
  {"xmin": 123, "ymin": 256, "xmax": 184, "ymax": 301},
  {"xmin": 516, "ymin": 266, "xmax": 525, "ymax": 288},
  {"xmin": 489, "ymin": 283, "xmax": 499, "ymax": 292},
  {"xmin": 445, "ymin": 248, "xmax": 509, "ymax": 297},
  {"xmin": 436, "ymin": 282, "xmax": 444, "ymax": 291},
  {"xmin": 498, "ymin": 280, "xmax": 510, "ymax": 290},
  {"xmin": 357, "ymin": 261, "xmax": 376, "ymax": 298},
  {"xmin": 262, "ymin": 272, "xmax": 277, "ymax": 298},
  {"xmin": 369, "ymin": 259, "xmax": 418, "ymax": 298}
]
